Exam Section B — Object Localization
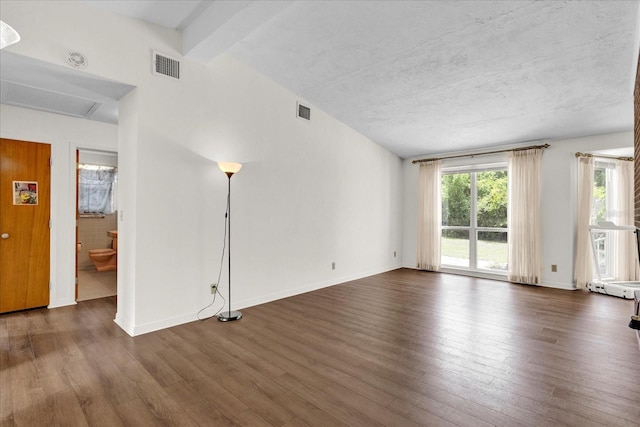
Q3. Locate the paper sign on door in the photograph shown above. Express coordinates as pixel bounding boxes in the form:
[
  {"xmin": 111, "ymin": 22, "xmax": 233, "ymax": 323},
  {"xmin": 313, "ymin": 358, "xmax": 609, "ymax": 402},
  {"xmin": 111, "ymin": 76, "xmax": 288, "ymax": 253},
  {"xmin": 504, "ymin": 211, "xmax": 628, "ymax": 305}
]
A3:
[{"xmin": 13, "ymin": 181, "xmax": 38, "ymax": 205}]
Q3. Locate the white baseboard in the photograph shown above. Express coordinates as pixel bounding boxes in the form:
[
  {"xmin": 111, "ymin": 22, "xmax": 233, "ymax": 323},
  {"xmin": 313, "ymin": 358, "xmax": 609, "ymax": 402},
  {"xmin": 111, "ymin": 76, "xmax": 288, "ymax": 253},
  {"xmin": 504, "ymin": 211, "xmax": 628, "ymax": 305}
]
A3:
[
  {"xmin": 402, "ymin": 264, "xmax": 577, "ymax": 290},
  {"xmin": 236, "ymin": 264, "xmax": 403, "ymax": 310},
  {"xmin": 120, "ymin": 263, "xmax": 403, "ymax": 337},
  {"xmin": 127, "ymin": 311, "xmax": 197, "ymax": 337},
  {"xmin": 114, "ymin": 312, "xmax": 136, "ymax": 336},
  {"xmin": 48, "ymin": 299, "xmax": 77, "ymax": 309},
  {"xmin": 537, "ymin": 281, "xmax": 577, "ymax": 291}
]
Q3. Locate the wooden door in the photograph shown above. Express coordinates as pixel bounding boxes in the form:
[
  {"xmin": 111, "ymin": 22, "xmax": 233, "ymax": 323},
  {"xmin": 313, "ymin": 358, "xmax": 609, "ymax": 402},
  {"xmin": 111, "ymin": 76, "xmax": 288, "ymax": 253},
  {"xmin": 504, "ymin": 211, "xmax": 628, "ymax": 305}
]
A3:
[{"xmin": 0, "ymin": 139, "xmax": 51, "ymax": 313}]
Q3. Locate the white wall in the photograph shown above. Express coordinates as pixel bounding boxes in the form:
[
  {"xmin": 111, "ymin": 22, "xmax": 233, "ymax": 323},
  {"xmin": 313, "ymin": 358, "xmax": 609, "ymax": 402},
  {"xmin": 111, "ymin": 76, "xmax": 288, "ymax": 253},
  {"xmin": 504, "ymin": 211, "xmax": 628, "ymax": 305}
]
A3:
[
  {"xmin": 0, "ymin": 104, "xmax": 118, "ymax": 308},
  {"xmin": 540, "ymin": 132, "xmax": 633, "ymax": 288},
  {"xmin": 1, "ymin": 1, "xmax": 403, "ymax": 335},
  {"xmin": 402, "ymin": 131, "xmax": 634, "ymax": 289}
]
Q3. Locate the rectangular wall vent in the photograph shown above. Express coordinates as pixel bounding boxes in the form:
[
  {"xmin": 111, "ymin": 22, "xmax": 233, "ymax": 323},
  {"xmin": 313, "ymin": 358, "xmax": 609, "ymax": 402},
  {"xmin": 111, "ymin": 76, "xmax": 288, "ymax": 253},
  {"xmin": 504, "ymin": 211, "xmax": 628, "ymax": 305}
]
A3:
[
  {"xmin": 297, "ymin": 102, "xmax": 311, "ymax": 120},
  {"xmin": 1, "ymin": 80, "xmax": 102, "ymax": 120},
  {"xmin": 153, "ymin": 51, "xmax": 180, "ymax": 79}
]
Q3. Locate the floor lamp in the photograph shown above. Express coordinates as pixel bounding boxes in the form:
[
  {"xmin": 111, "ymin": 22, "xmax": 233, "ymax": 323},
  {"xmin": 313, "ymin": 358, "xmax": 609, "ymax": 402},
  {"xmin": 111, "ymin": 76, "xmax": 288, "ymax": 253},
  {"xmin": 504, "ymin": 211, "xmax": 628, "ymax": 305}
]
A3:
[{"xmin": 217, "ymin": 161, "xmax": 243, "ymax": 322}]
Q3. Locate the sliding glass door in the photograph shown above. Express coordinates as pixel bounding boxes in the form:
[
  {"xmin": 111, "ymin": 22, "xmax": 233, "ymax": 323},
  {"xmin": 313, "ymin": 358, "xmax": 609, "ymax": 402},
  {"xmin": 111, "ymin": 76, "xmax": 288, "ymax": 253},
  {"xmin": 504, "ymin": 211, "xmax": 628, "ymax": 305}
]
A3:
[{"xmin": 441, "ymin": 167, "xmax": 508, "ymax": 272}]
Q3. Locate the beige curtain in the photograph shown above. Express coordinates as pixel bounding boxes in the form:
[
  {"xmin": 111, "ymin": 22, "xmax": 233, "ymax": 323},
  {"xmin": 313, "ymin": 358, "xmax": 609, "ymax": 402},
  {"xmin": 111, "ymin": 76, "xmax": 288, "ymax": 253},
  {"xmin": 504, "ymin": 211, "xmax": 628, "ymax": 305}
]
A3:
[
  {"xmin": 417, "ymin": 160, "xmax": 442, "ymax": 271},
  {"xmin": 612, "ymin": 159, "xmax": 640, "ymax": 281},
  {"xmin": 508, "ymin": 148, "xmax": 543, "ymax": 284},
  {"xmin": 574, "ymin": 156, "xmax": 594, "ymax": 289}
]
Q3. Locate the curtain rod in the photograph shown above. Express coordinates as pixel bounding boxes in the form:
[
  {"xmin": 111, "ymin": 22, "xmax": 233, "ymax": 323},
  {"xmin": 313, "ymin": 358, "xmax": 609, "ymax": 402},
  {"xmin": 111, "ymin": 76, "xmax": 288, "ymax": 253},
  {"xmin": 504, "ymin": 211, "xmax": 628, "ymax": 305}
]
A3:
[
  {"xmin": 574, "ymin": 152, "xmax": 633, "ymax": 162},
  {"xmin": 412, "ymin": 143, "xmax": 550, "ymax": 164}
]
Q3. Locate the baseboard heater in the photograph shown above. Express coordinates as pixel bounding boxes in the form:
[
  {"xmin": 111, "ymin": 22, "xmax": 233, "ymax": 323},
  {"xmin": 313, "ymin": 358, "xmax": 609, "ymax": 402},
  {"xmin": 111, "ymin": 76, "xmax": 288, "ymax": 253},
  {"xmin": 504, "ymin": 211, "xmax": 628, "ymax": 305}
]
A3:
[{"xmin": 587, "ymin": 281, "xmax": 640, "ymax": 299}]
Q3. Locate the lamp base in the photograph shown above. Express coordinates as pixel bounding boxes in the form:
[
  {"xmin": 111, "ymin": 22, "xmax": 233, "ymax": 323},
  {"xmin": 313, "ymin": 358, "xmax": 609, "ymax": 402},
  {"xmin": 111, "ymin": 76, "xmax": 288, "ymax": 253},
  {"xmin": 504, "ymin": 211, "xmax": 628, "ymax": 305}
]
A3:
[{"xmin": 217, "ymin": 310, "xmax": 242, "ymax": 322}]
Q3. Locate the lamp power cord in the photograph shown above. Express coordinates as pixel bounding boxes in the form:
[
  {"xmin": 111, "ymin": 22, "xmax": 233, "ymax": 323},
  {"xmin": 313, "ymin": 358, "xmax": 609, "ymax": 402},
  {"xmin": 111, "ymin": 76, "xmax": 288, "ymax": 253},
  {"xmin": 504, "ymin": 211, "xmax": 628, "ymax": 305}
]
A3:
[{"xmin": 197, "ymin": 194, "xmax": 230, "ymax": 320}]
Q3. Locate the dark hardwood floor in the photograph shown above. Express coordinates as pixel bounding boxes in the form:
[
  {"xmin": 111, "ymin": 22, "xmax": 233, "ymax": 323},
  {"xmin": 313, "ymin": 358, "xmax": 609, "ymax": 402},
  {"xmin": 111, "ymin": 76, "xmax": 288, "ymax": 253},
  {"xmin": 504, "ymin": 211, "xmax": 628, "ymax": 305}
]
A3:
[{"xmin": 1, "ymin": 268, "xmax": 639, "ymax": 426}]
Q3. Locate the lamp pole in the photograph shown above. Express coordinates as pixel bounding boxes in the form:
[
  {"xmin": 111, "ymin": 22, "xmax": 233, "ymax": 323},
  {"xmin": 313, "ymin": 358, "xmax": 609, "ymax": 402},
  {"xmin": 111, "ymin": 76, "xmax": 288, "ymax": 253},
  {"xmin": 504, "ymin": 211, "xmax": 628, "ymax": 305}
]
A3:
[{"xmin": 217, "ymin": 162, "xmax": 242, "ymax": 321}]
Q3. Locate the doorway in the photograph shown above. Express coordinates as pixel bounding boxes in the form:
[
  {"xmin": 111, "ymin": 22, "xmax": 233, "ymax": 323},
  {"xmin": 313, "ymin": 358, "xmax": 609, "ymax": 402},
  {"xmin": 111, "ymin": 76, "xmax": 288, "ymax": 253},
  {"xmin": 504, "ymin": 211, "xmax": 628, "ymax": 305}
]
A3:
[{"xmin": 76, "ymin": 149, "xmax": 118, "ymax": 301}]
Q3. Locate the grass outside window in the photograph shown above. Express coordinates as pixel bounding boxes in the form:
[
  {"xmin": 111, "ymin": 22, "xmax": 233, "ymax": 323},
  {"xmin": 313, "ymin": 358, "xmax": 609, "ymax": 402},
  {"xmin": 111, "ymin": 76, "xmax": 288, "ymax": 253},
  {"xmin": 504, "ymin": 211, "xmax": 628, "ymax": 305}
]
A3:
[{"xmin": 442, "ymin": 236, "xmax": 508, "ymax": 271}]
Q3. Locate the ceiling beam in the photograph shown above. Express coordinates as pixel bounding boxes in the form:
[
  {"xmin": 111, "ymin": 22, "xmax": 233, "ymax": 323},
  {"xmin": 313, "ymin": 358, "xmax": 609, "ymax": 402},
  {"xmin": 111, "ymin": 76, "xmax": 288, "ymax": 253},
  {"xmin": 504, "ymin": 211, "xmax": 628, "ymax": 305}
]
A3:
[{"xmin": 183, "ymin": 0, "xmax": 294, "ymax": 63}]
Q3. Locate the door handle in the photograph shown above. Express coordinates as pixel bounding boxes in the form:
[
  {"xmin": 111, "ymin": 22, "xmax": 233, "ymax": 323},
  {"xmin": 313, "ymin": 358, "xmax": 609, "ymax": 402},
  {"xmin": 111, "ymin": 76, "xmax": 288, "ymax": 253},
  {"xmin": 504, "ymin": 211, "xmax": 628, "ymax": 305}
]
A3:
[{"xmin": 1, "ymin": 233, "xmax": 9, "ymax": 239}]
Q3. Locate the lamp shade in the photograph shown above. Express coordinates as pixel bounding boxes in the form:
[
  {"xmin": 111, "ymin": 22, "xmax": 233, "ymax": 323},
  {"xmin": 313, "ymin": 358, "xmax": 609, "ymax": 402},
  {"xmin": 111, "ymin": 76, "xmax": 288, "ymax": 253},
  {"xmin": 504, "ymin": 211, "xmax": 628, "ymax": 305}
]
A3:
[
  {"xmin": 218, "ymin": 162, "xmax": 243, "ymax": 175},
  {"xmin": 0, "ymin": 21, "xmax": 20, "ymax": 49}
]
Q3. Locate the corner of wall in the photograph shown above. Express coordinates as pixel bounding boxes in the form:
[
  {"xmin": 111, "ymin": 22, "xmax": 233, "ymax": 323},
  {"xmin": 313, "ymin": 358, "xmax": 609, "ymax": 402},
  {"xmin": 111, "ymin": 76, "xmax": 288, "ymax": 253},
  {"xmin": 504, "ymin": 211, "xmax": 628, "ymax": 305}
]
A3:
[{"xmin": 114, "ymin": 312, "xmax": 136, "ymax": 337}]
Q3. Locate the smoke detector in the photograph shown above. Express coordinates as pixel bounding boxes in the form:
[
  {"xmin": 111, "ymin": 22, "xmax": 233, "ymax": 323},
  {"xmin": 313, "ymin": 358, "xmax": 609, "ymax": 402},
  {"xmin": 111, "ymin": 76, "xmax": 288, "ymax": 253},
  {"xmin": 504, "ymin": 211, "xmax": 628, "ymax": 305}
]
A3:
[{"xmin": 67, "ymin": 51, "xmax": 88, "ymax": 69}]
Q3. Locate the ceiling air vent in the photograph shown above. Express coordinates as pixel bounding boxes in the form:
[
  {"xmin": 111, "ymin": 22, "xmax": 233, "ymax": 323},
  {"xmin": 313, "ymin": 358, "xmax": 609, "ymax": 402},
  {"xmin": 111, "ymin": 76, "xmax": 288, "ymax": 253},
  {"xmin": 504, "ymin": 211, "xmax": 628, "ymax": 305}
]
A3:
[
  {"xmin": 297, "ymin": 102, "xmax": 311, "ymax": 121},
  {"xmin": 67, "ymin": 51, "xmax": 88, "ymax": 69},
  {"xmin": 152, "ymin": 50, "xmax": 180, "ymax": 79}
]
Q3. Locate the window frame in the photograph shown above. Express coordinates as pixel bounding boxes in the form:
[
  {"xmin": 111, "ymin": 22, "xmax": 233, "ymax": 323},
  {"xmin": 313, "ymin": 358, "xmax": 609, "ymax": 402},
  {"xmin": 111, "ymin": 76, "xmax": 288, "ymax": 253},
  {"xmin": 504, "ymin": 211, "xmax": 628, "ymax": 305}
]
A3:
[
  {"xmin": 77, "ymin": 163, "xmax": 118, "ymax": 215},
  {"xmin": 441, "ymin": 163, "xmax": 508, "ymax": 274},
  {"xmin": 591, "ymin": 160, "xmax": 616, "ymax": 280}
]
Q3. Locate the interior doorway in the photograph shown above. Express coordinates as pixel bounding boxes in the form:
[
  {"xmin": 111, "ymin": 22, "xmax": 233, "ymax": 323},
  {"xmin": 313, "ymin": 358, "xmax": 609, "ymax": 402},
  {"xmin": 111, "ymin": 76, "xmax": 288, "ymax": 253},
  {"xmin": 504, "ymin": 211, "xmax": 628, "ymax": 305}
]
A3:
[{"xmin": 76, "ymin": 149, "xmax": 118, "ymax": 301}]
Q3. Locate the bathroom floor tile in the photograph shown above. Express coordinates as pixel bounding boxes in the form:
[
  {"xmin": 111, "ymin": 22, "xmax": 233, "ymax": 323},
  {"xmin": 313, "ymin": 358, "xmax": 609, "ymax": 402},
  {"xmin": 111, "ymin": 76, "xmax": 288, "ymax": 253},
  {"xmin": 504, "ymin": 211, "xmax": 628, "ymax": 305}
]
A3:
[{"xmin": 77, "ymin": 269, "xmax": 117, "ymax": 301}]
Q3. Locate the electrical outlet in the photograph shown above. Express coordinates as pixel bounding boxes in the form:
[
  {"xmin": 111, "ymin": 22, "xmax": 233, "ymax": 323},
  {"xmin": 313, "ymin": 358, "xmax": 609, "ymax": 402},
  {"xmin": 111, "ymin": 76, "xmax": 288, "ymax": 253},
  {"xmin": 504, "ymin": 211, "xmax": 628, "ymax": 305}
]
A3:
[
  {"xmin": 210, "ymin": 283, "xmax": 218, "ymax": 294},
  {"xmin": 394, "ymin": 251, "xmax": 397, "ymax": 257},
  {"xmin": 551, "ymin": 264, "xmax": 557, "ymax": 272},
  {"xmin": 331, "ymin": 262, "xmax": 335, "ymax": 270}
]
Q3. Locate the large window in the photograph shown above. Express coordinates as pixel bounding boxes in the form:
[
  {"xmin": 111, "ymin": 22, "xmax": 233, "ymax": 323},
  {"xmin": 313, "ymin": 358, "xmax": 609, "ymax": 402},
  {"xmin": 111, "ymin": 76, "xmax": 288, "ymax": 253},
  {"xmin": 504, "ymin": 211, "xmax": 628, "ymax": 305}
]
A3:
[
  {"xmin": 441, "ymin": 167, "xmax": 508, "ymax": 272},
  {"xmin": 591, "ymin": 161, "xmax": 615, "ymax": 279}
]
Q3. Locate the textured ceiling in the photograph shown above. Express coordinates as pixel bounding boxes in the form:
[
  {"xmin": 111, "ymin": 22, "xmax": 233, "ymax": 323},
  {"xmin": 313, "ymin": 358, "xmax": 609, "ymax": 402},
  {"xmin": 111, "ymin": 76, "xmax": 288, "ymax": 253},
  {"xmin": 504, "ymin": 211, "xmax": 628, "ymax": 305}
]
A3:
[
  {"xmin": 66, "ymin": 2, "xmax": 640, "ymax": 157},
  {"xmin": 227, "ymin": 1, "xmax": 639, "ymax": 158}
]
